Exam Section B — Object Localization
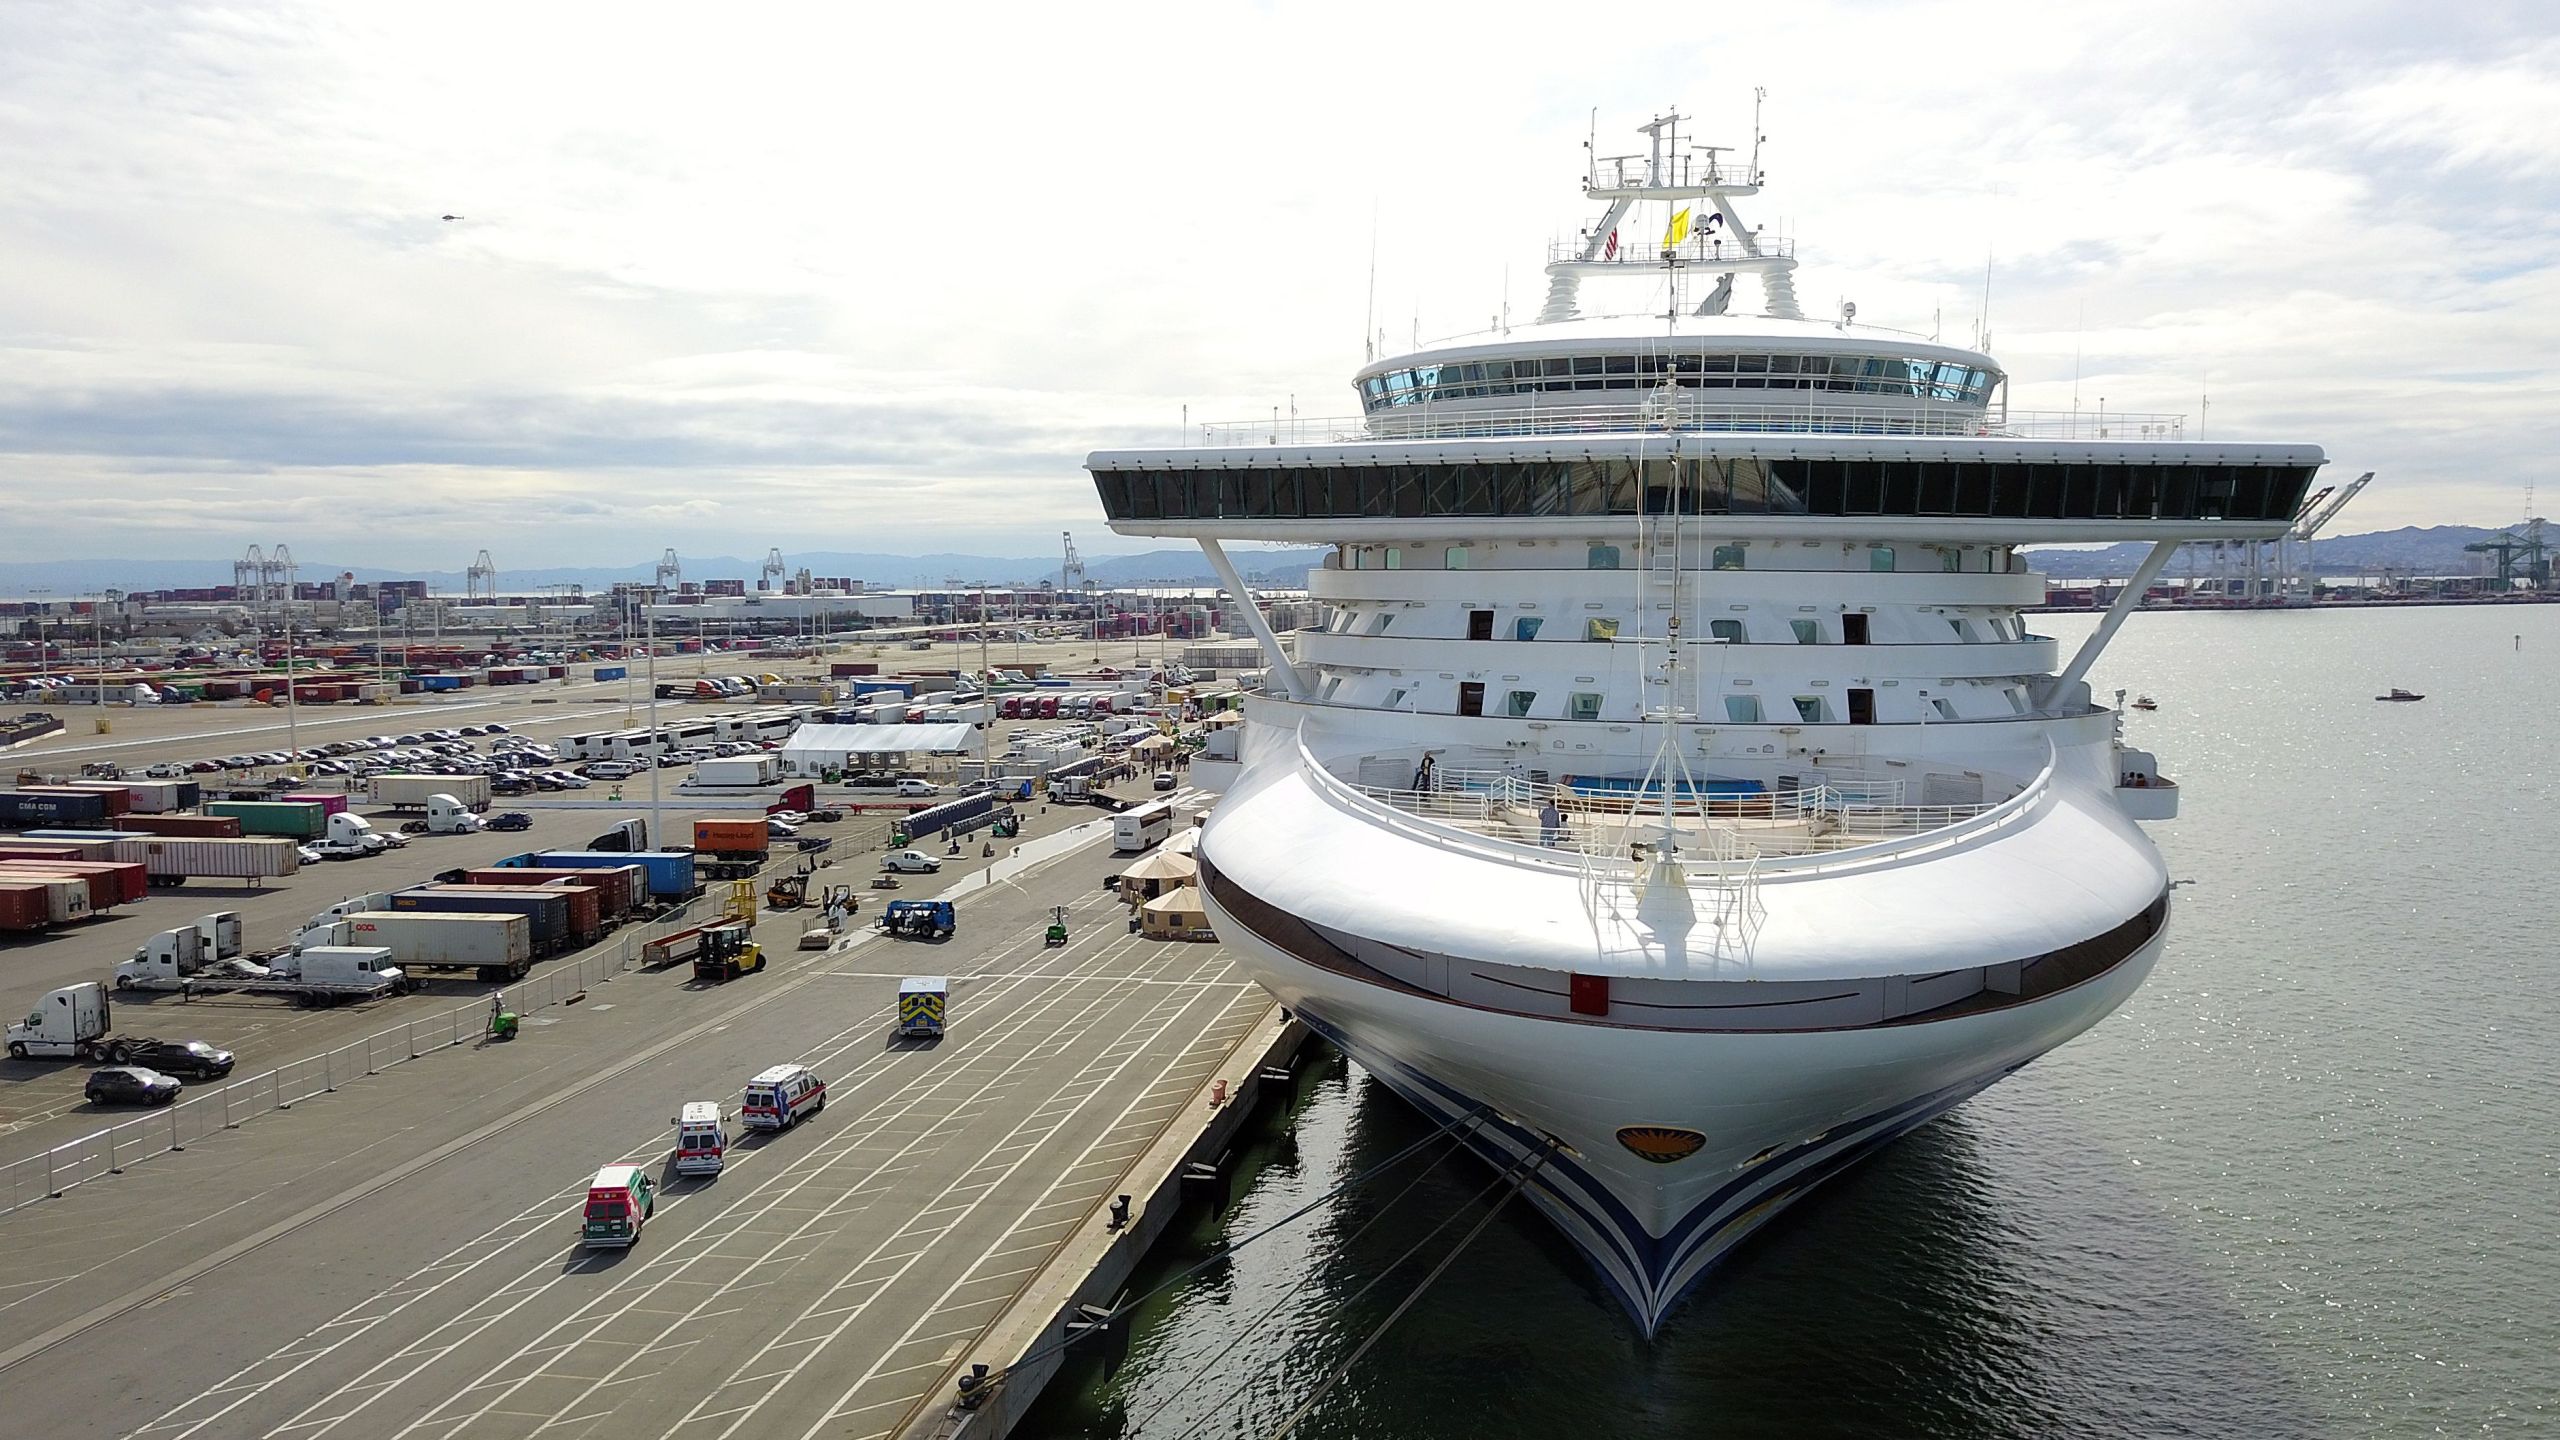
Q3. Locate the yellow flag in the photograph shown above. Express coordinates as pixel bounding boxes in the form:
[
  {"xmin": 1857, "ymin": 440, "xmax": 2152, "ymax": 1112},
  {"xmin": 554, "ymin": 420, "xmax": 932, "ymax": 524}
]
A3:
[{"xmin": 1662, "ymin": 207, "xmax": 1692, "ymax": 248}]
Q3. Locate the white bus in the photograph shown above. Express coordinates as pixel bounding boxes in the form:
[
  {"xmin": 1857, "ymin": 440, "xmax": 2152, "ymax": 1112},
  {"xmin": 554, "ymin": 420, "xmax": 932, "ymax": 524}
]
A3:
[{"xmin": 1113, "ymin": 799, "xmax": 1176, "ymax": 854}]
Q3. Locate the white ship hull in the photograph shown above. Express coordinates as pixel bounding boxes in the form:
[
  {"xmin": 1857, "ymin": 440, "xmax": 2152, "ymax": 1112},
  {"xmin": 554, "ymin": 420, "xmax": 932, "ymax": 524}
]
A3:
[{"xmin": 1207, "ymin": 888, "xmax": 2167, "ymax": 1332}]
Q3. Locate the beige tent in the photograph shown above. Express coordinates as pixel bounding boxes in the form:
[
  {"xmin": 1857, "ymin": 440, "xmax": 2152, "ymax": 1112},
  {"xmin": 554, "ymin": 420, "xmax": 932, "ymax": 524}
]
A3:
[
  {"xmin": 1117, "ymin": 848, "xmax": 1198, "ymax": 902},
  {"xmin": 1130, "ymin": 734, "xmax": 1175, "ymax": 753},
  {"xmin": 1140, "ymin": 884, "xmax": 1214, "ymax": 941}
]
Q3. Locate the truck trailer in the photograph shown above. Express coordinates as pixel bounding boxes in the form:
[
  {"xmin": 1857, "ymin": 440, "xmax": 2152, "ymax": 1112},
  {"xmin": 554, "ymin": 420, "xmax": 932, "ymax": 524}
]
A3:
[
  {"xmin": 332, "ymin": 911, "xmax": 536, "ymax": 982},
  {"xmin": 204, "ymin": 800, "xmax": 330, "ymax": 841},
  {"xmin": 369, "ymin": 774, "xmax": 492, "ymax": 811}
]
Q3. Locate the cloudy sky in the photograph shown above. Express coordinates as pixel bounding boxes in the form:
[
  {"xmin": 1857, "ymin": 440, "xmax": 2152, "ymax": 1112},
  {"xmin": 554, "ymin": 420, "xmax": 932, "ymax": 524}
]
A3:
[{"xmin": 2, "ymin": 0, "xmax": 2555, "ymax": 570}]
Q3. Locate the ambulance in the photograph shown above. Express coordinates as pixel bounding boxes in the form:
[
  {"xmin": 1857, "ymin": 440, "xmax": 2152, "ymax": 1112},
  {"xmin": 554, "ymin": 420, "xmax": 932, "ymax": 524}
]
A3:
[
  {"xmin": 580, "ymin": 1164, "xmax": 656, "ymax": 1248},
  {"xmin": 672, "ymin": 1100, "xmax": 728, "ymax": 1176}
]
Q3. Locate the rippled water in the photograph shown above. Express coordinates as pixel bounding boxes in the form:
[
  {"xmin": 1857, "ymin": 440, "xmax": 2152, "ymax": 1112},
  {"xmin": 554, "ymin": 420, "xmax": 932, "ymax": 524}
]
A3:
[{"xmin": 1026, "ymin": 605, "xmax": 2559, "ymax": 1439}]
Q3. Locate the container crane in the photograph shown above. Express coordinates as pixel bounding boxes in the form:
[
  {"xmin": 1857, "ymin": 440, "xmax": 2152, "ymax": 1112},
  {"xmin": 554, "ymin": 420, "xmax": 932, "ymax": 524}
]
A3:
[{"xmin": 2281, "ymin": 470, "xmax": 2373, "ymax": 603}]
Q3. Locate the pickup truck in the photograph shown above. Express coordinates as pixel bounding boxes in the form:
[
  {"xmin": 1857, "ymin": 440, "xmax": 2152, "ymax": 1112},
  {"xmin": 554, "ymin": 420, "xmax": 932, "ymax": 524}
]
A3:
[{"xmin": 881, "ymin": 849, "xmax": 941, "ymax": 874}]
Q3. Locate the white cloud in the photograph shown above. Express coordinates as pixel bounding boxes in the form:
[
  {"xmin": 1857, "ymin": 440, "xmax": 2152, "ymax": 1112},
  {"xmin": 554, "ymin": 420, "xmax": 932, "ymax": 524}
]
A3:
[{"xmin": 0, "ymin": 0, "xmax": 2555, "ymax": 569}]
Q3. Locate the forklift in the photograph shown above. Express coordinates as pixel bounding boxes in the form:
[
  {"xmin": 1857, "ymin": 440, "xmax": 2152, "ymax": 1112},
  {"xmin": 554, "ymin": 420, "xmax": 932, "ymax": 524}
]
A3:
[
  {"xmin": 766, "ymin": 871, "xmax": 810, "ymax": 911},
  {"xmin": 691, "ymin": 923, "xmax": 766, "ymax": 983}
]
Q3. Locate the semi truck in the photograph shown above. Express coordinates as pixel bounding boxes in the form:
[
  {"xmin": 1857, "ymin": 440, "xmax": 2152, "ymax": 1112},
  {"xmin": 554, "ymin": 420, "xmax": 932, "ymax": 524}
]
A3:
[
  {"xmin": 398, "ymin": 794, "xmax": 486, "ymax": 835},
  {"xmin": 6, "ymin": 983, "xmax": 160, "ymax": 1060},
  {"xmin": 370, "ymin": 774, "xmax": 492, "ymax": 811},
  {"xmin": 585, "ymin": 818, "xmax": 649, "ymax": 852},
  {"xmin": 690, "ymin": 818, "xmax": 770, "ymax": 881},
  {"xmin": 329, "ymin": 911, "xmax": 536, "ymax": 982},
  {"xmin": 113, "ymin": 930, "xmax": 408, "ymax": 1003}
]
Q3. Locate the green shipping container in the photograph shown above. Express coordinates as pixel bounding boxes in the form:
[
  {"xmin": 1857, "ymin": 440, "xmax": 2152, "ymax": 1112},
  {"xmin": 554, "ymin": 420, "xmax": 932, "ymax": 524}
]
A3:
[{"xmin": 204, "ymin": 799, "xmax": 328, "ymax": 839}]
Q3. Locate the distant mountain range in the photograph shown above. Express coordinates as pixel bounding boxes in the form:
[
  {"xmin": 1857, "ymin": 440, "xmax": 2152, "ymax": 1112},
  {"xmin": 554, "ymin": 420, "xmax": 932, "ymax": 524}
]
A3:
[
  {"xmin": 3, "ymin": 526, "xmax": 2535, "ymax": 595},
  {"xmin": 0, "ymin": 548, "xmax": 1335, "ymax": 596},
  {"xmin": 2024, "ymin": 524, "xmax": 2546, "ymax": 579}
]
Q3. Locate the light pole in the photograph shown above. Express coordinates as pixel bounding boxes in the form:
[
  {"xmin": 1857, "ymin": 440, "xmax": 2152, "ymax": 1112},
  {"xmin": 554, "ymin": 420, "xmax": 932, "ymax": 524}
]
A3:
[
  {"xmin": 646, "ymin": 592, "xmax": 661, "ymax": 848},
  {"xmin": 283, "ymin": 607, "xmax": 300, "ymax": 773}
]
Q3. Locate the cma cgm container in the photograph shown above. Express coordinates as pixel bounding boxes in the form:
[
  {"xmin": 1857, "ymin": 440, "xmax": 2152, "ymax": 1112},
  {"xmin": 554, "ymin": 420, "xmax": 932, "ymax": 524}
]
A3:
[
  {"xmin": 116, "ymin": 813, "xmax": 244, "ymax": 838},
  {"xmin": 0, "ymin": 791, "xmax": 110, "ymax": 826},
  {"xmin": 205, "ymin": 800, "xmax": 328, "ymax": 840},
  {"xmin": 462, "ymin": 865, "xmax": 641, "ymax": 920},
  {"xmin": 389, "ymin": 886, "xmax": 574, "ymax": 954},
  {"xmin": 514, "ymin": 849, "xmax": 699, "ymax": 903},
  {"xmin": 0, "ymin": 858, "xmax": 147, "ymax": 906}
]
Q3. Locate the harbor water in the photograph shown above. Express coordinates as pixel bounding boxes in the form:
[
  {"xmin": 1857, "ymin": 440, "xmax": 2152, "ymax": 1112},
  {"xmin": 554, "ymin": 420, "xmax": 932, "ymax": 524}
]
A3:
[{"xmin": 1024, "ymin": 604, "xmax": 2558, "ymax": 1439}]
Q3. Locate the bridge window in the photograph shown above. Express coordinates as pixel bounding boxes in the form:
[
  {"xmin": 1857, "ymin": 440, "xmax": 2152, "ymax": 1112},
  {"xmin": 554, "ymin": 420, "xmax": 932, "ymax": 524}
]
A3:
[
  {"xmin": 1870, "ymin": 547, "xmax": 1896, "ymax": 572},
  {"xmin": 1569, "ymin": 692, "xmax": 1604, "ymax": 720},
  {"xmin": 1513, "ymin": 617, "xmax": 1544, "ymax": 641},
  {"xmin": 1791, "ymin": 619, "xmax": 1821, "ymax": 644},
  {"xmin": 1585, "ymin": 618, "xmax": 1619, "ymax": 641},
  {"xmin": 1504, "ymin": 689, "xmax": 1538, "ymax": 718},
  {"xmin": 1587, "ymin": 544, "xmax": 1621, "ymax": 570},
  {"xmin": 1793, "ymin": 696, "xmax": 1826, "ymax": 723},
  {"xmin": 1709, "ymin": 619, "xmax": 1746, "ymax": 643},
  {"xmin": 1712, "ymin": 544, "xmax": 1746, "ymax": 570},
  {"xmin": 1383, "ymin": 687, "xmax": 1409, "ymax": 709},
  {"xmin": 1724, "ymin": 694, "xmax": 1763, "ymax": 723}
]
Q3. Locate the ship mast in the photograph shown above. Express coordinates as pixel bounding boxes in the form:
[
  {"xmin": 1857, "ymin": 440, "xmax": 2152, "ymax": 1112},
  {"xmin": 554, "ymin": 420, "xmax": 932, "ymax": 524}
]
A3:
[{"xmin": 1536, "ymin": 104, "xmax": 1803, "ymax": 325}]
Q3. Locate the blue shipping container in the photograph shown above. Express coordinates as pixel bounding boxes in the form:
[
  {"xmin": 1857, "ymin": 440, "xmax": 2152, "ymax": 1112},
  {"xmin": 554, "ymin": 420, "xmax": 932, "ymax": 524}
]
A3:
[
  {"xmin": 592, "ymin": 665, "xmax": 628, "ymax": 682},
  {"xmin": 420, "ymin": 675, "xmax": 465, "ymax": 691},
  {"xmin": 389, "ymin": 889, "xmax": 571, "ymax": 953},
  {"xmin": 520, "ymin": 849, "xmax": 698, "ymax": 899},
  {"xmin": 1, "ymin": 792, "xmax": 110, "ymax": 825},
  {"xmin": 849, "ymin": 680, "xmax": 913, "ymax": 697}
]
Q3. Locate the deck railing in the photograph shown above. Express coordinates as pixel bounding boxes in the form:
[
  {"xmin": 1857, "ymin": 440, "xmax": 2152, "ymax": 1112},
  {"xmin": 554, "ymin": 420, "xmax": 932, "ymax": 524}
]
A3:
[{"xmin": 1192, "ymin": 402, "xmax": 2183, "ymax": 448}]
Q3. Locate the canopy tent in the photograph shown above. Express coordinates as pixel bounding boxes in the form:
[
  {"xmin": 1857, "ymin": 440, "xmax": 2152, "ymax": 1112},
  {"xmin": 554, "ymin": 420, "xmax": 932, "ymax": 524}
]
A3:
[
  {"xmin": 1129, "ymin": 734, "xmax": 1174, "ymax": 753},
  {"xmin": 1140, "ymin": 883, "xmax": 1213, "ymax": 940},
  {"xmin": 1117, "ymin": 848, "xmax": 1198, "ymax": 902},
  {"xmin": 779, "ymin": 723, "xmax": 977, "ymax": 777}
]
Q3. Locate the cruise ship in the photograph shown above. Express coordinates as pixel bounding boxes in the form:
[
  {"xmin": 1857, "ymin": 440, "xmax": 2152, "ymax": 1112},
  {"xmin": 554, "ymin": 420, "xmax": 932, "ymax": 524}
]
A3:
[{"xmin": 1081, "ymin": 112, "xmax": 2323, "ymax": 1333}]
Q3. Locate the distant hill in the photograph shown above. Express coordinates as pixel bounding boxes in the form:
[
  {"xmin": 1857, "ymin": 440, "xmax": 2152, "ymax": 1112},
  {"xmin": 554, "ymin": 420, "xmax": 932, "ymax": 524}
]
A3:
[
  {"xmin": 2026, "ymin": 524, "xmax": 2543, "ymax": 579},
  {"xmin": 0, "ymin": 547, "xmax": 1334, "ymax": 596}
]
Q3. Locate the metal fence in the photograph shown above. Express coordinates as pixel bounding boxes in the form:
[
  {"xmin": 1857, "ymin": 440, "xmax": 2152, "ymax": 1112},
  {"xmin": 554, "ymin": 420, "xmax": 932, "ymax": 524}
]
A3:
[{"xmin": 0, "ymin": 909, "xmax": 708, "ymax": 1217}]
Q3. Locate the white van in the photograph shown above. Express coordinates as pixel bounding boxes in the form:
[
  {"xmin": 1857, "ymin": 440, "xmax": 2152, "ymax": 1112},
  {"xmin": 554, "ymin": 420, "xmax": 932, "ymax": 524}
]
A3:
[
  {"xmin": 586, "ymin": 760, "xmax": 641, "ymax": 780},
  {"xmin": 673, "ymin": 1100, "xmax": 728, "ymax": 1175},
  {"xmin": 740, "ymin": 1064, "xmax": 825, "ymax": 1130}
]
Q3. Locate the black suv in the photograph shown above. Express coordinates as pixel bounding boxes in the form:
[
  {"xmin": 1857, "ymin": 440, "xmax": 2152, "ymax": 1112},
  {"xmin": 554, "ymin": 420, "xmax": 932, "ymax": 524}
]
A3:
[
  {"xmin": 85, "ymin": 1067, "xmax": 182, "ymax": 1106},
  {"xmin": 487, "ymin": 812, "xmax": 533, "ymax": 831},
  {"xmin": 124, "ymin": 1039, "xmax": 234, "ymax": 1079}
]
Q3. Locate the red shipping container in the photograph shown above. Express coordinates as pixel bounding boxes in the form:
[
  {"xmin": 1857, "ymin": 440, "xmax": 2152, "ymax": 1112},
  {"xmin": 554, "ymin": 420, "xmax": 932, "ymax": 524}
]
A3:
[
  {"xmin": 0, "ymin": 859, "xmax": 143, "ymax": 906},
  {"xmin": 0, "ymin": 881, "xmax": 48, "ymax": 931},
  {"xmin": 24, "ymin": 784, "xmax": 130, "ymax": 816},
  {"xmin": 0, "ymin": 840, "xmax": 98, "ymax": 862},
  {"xmin": 280, "ymin": 792, "xmax": 349, "ymax": 817}
]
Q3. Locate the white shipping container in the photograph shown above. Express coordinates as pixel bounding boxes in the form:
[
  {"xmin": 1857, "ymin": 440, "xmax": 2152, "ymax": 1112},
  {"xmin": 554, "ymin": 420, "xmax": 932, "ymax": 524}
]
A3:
[
  {"xmin": 120, "ymin": 780, "xmax": 189, "ymax": 813},
  {"xmin": 692, "ymin": 755, "xmax": 780, "ymax": 788},
  {"xmin": 135, "ymin": 835, "xmax": 302, "ymax": 881},
  {"xmin": 370, "ymin": 774, "xmax": 491, "ymax": 810},
  {"xmin": 340, "ymin": 911, "xmax": 533, "ymax": 976}
]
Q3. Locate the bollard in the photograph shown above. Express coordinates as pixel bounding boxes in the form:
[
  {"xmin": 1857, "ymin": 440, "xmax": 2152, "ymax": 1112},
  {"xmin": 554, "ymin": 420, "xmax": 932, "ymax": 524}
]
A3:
[
  {"xmin": 223, "ymin": 1081, "xmax": 235, "ymax": 1129},
  {"xmin": 408, "ymin": 1018, "xmax": 420, "ymax": 1060},
  {"xmin": 107, "ymin": 1125, "xmax": 119, "ymax": 1175},
  {"xmin": 1210, "ymin": 1079, "xmax": 1227, "ymax": 1107},
  {"xmin": 46, "ymin": 1144, "xmax": 57, "ymax": 1199},
  {"xmin": 172, "ymin": 1107, "xmax": 183, "ymax": 1153},
  {"xmin": 325, "ymin": 1048, "xmax": 336, "ymax": 1093},
  {"xmin": 1107, "ymin": 1193, "xmax": 1131, "ymax": 1231}
]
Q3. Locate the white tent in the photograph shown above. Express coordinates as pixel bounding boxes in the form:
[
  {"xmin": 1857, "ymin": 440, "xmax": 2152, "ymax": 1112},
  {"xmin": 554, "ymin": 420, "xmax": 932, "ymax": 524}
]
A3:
[{"xmin": 779, "ymin": 722, "xmax": 976, "ymax": 775}]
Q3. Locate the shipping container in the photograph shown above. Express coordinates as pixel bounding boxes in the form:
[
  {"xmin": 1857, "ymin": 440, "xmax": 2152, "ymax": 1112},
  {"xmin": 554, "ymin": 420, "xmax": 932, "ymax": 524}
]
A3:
[
  {"xmin": 338, "ymin": 911, "xmax": 533, "ymax": 981},
  {"xmin": 691, "ymin": 755, "xmax": 781, "ymax": 788},
  {"xmin": 691, "ymin": 818, "xmax": 770, "ymax": 859},
  {"xmin": 0, "ymin": 858, "xmax": 146, "ymax": 905},
  {"xmin": 0, "ymin": 838, "xmax": 110, "ymax": 862},
  {"xmin": 128, "ymin": 835, "xmax": 301, "ymax": 883},
  {"xmin": 514, "ymin": 849, "xmax": 698, "ymax": 901},
  {"xmin": 418, "ymin": 881, "xmax": 600, "ymax": 944},
  {"xmin": 0, "ymin": 791, "xmax": 110, "ymax": 826},
  {"xmin": 0, "ymin": 865, "xmax": 124, "ymax": 912},
  {"xmin": 369, "ymin": 774, "xmax": 491, "ymax": 810},
  {"xmin": 593, "ymin": 665, "xmax": 628, "ymax": 682},
  {"xmin": 205, "ymin": 800, "xmax": 329, "ymax": 840},
  {"xmin": 279, "ymin": 791, "xmax": 349, "ymax": 817},
  {"xmin": 18, "ymin": 829, "xmax": 153, "ymax": 864},
  {"xmin": 389, "ymin": 886, "xmax": 574, "ymax": 954},
  {"xmin": 118, "ymin": 779, "xmax": 200, "ymax": 812},
  {"xmin": 461, "ymin": 865, "xmax": 640, "ymax": 919},
  {"xmin": 0, "ymin": 881, "xmax": 48, "ymax": 932},
  {"xmin": 114, "ymin": 813, "xmax": 244, "ymax": 838},
  {"xmin": 0, "ymin": 875, "xmax": 91, "ymax": 925},
  {"xmin": 43, "ymin": 782, "xmax": 136, "ymax": 815}
]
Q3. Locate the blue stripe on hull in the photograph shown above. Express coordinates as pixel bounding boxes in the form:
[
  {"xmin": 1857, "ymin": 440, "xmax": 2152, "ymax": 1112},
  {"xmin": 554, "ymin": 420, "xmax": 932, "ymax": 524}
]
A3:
[{"xmin": 1293, "ymin": 1005, "xmax": 2023, "ymax": 1335}]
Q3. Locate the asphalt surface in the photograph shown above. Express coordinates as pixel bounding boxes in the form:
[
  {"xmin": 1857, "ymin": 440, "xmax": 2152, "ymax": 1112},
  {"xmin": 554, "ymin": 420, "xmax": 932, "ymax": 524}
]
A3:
[{"xmin": 0, "ymin": 781, "xmax": 1258, "ymax": 1440}]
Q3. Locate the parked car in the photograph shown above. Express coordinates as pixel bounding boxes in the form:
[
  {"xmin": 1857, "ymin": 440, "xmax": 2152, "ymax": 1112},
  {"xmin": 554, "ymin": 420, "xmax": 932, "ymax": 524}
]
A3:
[
  {"xmin": 487, "ymin": 811, "xmax": 533, "ymax": 831},
  {"xmin": 142, "ymin": 762, "xmax": 192, "ymax": 779},
  {"xmin": 125, "ymin": 1039, "xmax": 234, "ymax": 1079},
  {"xmin": 1153, "ymin": 772, "xmax": 1179, "ymax": 791},
  {"xmin": 85, "ymin": 1067, "xmax": 182, "ymax": 1106}
]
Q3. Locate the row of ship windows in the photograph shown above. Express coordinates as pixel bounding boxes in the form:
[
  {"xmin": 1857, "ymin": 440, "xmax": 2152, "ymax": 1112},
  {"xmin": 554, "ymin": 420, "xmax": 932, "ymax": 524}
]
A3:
[
  {"xmin": 1324, "ymin": 609, "xmax": 2029, "ymax": 644},
  {"xmin": 1358, "ymin": 354, "xmax": 1999, "ymax": 410},
  {"xmin": 1343, "ymin": 542, "xmax": 1990, "ymax": 572},
  {"xmin": 1326, "ymin": 677, "xmax": 2030, "ymax": 723},
  {"xmin": 1093, "ymin": 459, "xmax": 2314, "ymax": 524}
]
